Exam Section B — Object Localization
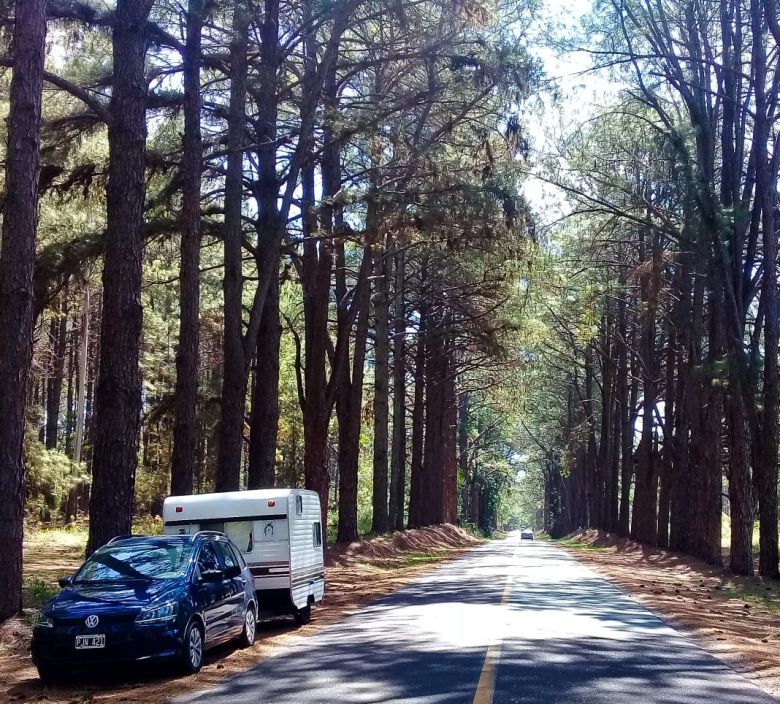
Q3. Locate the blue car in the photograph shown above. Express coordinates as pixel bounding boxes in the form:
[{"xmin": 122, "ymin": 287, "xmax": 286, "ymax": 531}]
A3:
[{"xmin": 31, "ymin": 532, "xmax": 257, "ymax": 682}]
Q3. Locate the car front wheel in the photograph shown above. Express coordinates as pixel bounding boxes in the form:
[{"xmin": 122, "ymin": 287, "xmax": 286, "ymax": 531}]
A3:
[
  {"xmin": 37, "ymin": 662, "xmax": 65, "ymax": 684},
  {"xmin": 180, "ymin": 620, "xmax": 204, "ymax": 674}
]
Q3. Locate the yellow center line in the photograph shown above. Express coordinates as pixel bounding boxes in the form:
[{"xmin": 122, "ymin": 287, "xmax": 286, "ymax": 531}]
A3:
[{"xmin": 472, "ymin": 569, "xmax": 514, "ymax": 704}]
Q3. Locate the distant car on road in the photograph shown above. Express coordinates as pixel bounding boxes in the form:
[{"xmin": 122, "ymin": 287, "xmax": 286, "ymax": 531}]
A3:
[
  {"xmin": 31, "ymin": 532, "xmax": 257, "ymax": 682},
  {"xmin": 520, "ymin": 529, "xmax": 534, "ymax": 540}
]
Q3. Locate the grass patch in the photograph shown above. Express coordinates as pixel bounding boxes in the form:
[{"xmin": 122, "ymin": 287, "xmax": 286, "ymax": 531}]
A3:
[
  {"xmin": 25, "ymin": 516, "xmax": 164, "ymax": 550},
  {"xmin": 555, "ymin": 538, "xmax": 611, "ymax": 553},
  {"xmin": 359, "ymin": 550, "xmax": 451, "ymax": 573},
  {"xmin": 25, "ymin": 524, "xmax": 87, "ymax": 549},
  {"xmin": 397, "ymin": 551, "xmax": 449, "ymax": 568},
  {"xmin": 24, "ymin": 575, "xmax": 59, "ymax": 611},
  {"xmin": 719, "ymin": 579, "xmax": 780, "ymax": 616}
]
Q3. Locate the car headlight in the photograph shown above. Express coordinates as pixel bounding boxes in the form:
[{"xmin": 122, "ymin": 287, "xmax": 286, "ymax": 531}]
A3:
[
  {"xmin": 135, "ymin": 601, "xmax": 178, "ymax": 624},
  {"xmin": 35, "ymin": 612, "xmax": 54, "ymax": 629}
]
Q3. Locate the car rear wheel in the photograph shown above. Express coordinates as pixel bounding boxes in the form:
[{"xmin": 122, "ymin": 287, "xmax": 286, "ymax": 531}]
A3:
[
  {"xmin": 238, "ymin": 605, "xmax": 256, "ymax": 648},
  {"xmin": 293, "ymin": 604, "xmax": 311, "ymax": 625},
  {"xmin": 180, "ymin": 621, "xmax": 204, "ymax": 674}
]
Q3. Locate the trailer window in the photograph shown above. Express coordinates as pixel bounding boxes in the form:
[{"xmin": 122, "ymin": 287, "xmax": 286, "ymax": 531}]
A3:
[
  {"xmin": 199, "ymin": 520, "xmax": 224, "ymax": 534},
  {"xmin": 223, "ymin": 521, "xmax": 254, "ymax": 553},
  {"xmin": 312, "ymin": 522, "xmax": 322, "ymax": 548},
  {"xmin": 296, "ymin": 495, "xmax": 303, "ymax": 515}
]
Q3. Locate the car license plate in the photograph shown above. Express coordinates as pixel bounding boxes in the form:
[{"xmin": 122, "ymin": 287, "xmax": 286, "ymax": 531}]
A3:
[{"xmin": 75, "ymin": 634, "xmax": 105, "ymax": 650}]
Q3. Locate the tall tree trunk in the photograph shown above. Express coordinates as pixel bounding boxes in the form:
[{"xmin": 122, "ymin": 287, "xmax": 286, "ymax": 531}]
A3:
[
  {"xmin": 442, "ymin": 363, "xmax": 458, "ymax": 524},
  {"xmin": 336, "ymin": 287, "xmax": 370, "ymax": 543},
  {"xmin": 371, "ymin": 236, "xmax": 390, "ymax": 533},
  {"xmin": 689, "ymin": 274, "xmax": 723, "ymax": 566},
  {"xmin": 73, "ymin": 288, "xmax": 89, "ymax": 465},
  {"xmin": 171, "ymin": 0, "xmax": 204, "ymax": 496},
  {"xmin": 0, "ymin": 0, "xmax": 46, "ymax": 620},
  {"xmin": 407, "ymin": 299, "xmax": 427, "ymax": 528},
  {"xmin": 611, "ymin": 303, "xmax": 627, "ymax": 534},
  {"xmin": 248, "ymin": 273, "xmax": 281, "ymax": 489},
  {"xmin": 216, "ymin": 0, "xmax": 249, "ymax": 492},
  {"xmin": 87, "ymin": 0, "xmax": 151, "ymax": 555},
  {"xmin": 752, "ymin": 0, "xmax": 779, "ymax": 579},
  {"xmin": 458, "ymin": 390, "xmax": 470, "ymax": 519},
  {"xmin": 598, "ymin": 311, "xmax": 615, "ymax": 530},
  {"xmin": 616, "ymin": 282, "xmax": 632, "ymax": 536},
  {"xmin": 583, "ymin": 344, "xmax": 599, "ymax": 527},
  {"xmin": 631, "ymin": 226, "xmax": 659, "ymax": 545},
  {"xmin": 421, "ymin": 323, "xmax": 449, "ymax": 526},
  {"xmin": 246, "ymin": 0, "xmax": 283, "ymax": 492},
  {"xmin": 300, "ymin": 151, "xmax": 332, "ymax": 530},
  {"xmin": 669, "ymin": 255, "xmax": 694, "ymax": 553},
  {"xmin": 657, "ymin": 319, "xmax": 676, "ymax": 548},
  {"xmin": 727, "ymin": 389, "xmax": 754, "ymax": 575},
  {"xmin": 46, "ymin": 308, "xmax": 67, "ymax": 450},
  {"xmin": 388, "ymin": 242, "xmax": 407, "ymax": 530},
  {"xmin": 65, "ymin": 318, "xmax": 75, "ymax": 456}
]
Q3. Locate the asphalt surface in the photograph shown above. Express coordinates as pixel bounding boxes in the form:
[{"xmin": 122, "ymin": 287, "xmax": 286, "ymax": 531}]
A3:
[{"xmin": 178, "ymin": 534, "xmax": 778, "ymax": 704}]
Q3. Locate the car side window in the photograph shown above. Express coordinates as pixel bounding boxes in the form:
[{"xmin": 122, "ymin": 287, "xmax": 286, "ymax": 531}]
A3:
[
  {"xmin": 197, "ymin": 542, "xmax": 220, "ymax": 575},
  {"xmin": 215, "ymin": 541, "xmax": 238, "ymax": 569},
  {"xmin": 229, "ymin": 543, "xmax": 246, "ymax": 568}
]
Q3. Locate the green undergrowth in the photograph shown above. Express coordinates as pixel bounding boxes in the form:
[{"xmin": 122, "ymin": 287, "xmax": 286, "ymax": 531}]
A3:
[
  {"xmin": 25, "ymin": 515, "xmax": 163, "ymax": 549},
  {"xmin": 397, "ymin": 550, "xmax": 450, "ymax": 568},
  {"xmin": 24, "ymin": 576, "xmax": 59, "ymax": 611},
  {"xmin": 458, "ymin": 523, "xmax": 494, "ymax": 541},
  {"xmin": 25, "ymin": 524, "xmax": 87, "ymax": 549},
  {"xmin": 554, "ymin": 538, "xmax": 611, "ymax": 553},
  {"xmin": 719, "ymin": 579, "xmax": 780, "ymax": 616},
  {"xmin": 359, "ymin": 549, "xmax": 452, "ymax": 573}
]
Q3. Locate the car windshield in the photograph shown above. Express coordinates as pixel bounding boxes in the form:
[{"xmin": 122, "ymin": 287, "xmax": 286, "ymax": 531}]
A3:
[{"xmin": 73, "ymin": 541, "xmax": 194, "ymax": 582}]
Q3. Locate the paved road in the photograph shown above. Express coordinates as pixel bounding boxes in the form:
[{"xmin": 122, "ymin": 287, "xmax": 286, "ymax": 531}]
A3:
[{"xmin": 178, "ymin": 534, "xmax": 777, "ymax": 704}]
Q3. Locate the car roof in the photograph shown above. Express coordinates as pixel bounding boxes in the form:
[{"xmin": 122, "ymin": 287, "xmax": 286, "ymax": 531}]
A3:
[
  {"xmin": 100, "ymin": 534, "xmax": 196, "ymax": 550},
  {"xmin": 102, "ymin": 532, "xmax": 236, "ymax": 550}
]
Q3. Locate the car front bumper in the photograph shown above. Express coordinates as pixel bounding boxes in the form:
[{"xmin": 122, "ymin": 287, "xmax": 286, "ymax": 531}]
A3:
[{"xmin": 31, "ymin": 621, "xmax": 184, "ymax": 668}]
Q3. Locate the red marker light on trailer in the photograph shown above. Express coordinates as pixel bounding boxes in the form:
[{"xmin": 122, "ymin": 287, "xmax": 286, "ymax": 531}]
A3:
[
  {"xmin": 175, "ymin": 506, "xmax": 183, "ymax": 513},
  {"xmin": 268, "ymin": 500, "xmax": 276, "ymax": 508}
]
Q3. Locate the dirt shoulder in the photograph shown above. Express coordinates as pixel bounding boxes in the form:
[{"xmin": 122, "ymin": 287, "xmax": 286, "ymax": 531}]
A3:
[
  {"xmin": 1, "ymin": 524, "xmax": 482, "ymax": 704},
  {"xmin": 556, "ymin": 529, "xmax": 780, "ymax": 698}
]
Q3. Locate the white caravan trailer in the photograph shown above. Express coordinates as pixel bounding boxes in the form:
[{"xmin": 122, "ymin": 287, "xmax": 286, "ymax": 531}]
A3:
[{"xmin": 162, "ymin": 489, "xmax": 324, "ymax": 623}]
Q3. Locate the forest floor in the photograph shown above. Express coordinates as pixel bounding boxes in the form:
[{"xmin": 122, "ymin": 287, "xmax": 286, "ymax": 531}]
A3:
[
  {"xmin": 0, "ymin": 524, "xmax": 482, "ymax": 704},
  {"xmin": 556, "ymin": 529, "xmax": 780, "ymax": 698}
]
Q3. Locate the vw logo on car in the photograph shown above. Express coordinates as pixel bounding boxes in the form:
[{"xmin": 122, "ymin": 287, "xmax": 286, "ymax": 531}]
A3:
[{"xmin": 85, "ymin": 615, "xmax": 99, "ymax": 629}]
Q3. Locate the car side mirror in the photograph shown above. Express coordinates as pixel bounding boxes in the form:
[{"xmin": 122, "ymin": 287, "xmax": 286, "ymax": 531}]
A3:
[
  {"xmin": 200, "ymin": 568, "xmax": 223, "ymax": 583},
  {"xmin": 58, "ymin": 577, "xmax": 72, "ymax": 588},
  {"xmin": 224, "ymin": 565, "xmax": 241, "ymax": 579}
]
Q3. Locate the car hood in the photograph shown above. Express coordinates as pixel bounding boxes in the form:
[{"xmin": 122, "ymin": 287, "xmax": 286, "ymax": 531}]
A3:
[{"xmin": 49, "ymin": 579, "xmax": 181, "ymax": 617}]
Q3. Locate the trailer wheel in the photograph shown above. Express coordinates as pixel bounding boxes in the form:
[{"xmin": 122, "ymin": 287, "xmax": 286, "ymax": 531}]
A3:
[{"xmin": 293, "ymin": 604, "xmax": 311, "ymax": 625}]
